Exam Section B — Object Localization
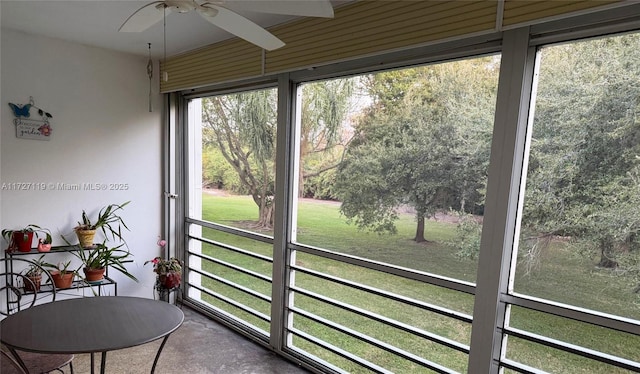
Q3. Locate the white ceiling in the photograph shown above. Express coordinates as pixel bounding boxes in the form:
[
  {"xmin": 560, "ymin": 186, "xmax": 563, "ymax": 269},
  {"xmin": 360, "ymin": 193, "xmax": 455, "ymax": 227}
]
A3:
[{"xmin": 0, "ymin": 0, "xmax": 339, "ymax": 59}]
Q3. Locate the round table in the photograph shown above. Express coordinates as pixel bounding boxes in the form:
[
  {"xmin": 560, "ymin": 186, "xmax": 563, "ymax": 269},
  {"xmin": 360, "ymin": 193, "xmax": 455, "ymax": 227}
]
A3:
[{"xmin": 1, "ymin": 296, "xmax": 184, "ymax": 374}]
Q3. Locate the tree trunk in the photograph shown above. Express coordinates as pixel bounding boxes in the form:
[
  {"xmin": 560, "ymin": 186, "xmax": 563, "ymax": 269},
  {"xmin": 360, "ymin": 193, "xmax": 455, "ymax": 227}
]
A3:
[
  {"xmin": 256, "ymin": 200, "xmax": 274, "ymax": 229},
  {"xmin": 597, "ymin": 238, "xmax": 618, "ymax": 268},
  {"xmin": 414, "ymin": 214, "xmax": 426, "ymax": 243},
  {"xmin": 298, "ymin": 136, "xmax": 308, "ymax": 198}
]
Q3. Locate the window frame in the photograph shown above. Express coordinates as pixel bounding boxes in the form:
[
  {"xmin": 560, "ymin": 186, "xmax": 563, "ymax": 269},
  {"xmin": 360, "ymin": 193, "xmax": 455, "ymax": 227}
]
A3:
[{"xmin": 173, "ymin": 5, "xmax": 640, "ymax": 372}]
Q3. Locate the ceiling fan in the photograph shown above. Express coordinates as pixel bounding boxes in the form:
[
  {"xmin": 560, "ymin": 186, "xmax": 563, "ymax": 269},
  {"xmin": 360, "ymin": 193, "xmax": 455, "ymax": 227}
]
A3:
[{"xmin": 119, "ymin": 0, "xmax": 335, "ymax": 51}]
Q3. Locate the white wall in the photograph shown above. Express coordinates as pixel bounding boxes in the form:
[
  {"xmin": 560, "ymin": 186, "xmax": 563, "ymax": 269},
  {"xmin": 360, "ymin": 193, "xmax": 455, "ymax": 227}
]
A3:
[{"xmin": 1, "ymin": 29, "xmax": 163, "ymax": 298}]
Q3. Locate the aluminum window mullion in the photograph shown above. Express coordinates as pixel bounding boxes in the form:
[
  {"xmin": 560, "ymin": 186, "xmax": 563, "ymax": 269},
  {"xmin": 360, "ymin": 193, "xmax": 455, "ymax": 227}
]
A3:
[
  {"xmin": 468, "ymin": 27, "xmax": 537, "ymax": 373},
  {"xmin": 270, "ymin": 73, "xmax": 297, "ymax": 351}
]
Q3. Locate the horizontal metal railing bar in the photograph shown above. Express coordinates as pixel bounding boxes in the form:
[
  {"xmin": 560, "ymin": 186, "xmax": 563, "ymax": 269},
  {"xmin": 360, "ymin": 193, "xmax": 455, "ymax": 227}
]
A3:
[
  {"xmin": 187, "ymin": 217, "xmax": 274, "ymax": 244},
  {"xmin": 502, "ymin": 293, "xmax": 640, "ymax": 334},
  {"xmin": 499, "ymin": 358, "xmax": 549, "ymax": 374},
  {"xmin": 182, "ymin": 298, "xmax": 271, "ymax": 341},
  {"xmin": 189, "ymin": 250, "xmax": 273, "ymax": 284},
  {"xmin": 291, "ymin": 265, "xmax": 473, "ymax": 323},
  {"xmin": 504, "ymin": 327, "xmax": 640, "ymax": 372},
  {"xmin": 188, "ymin": 282, "xmax": 271, "ymax": 323},
  {"xmin": 192, "ymin": 235, "xmax": 274, "ymax": 263},
  {"xmin": 291, "ymin": 286, "xmax": 470, "ymax": 353},
  {"xmin": 288, "ymin": 327, "xmax": 394, "ymax": 374},
  {"xmin": 189, "ymin": 266, "xmax": 272, "ymax": 303},
  {"xmin": 290, "ymin": 242, "xmax": 476, "ymax": 295},
  {"xmin": 284, "ymin": 344, "xmax": 347, "ymax": 373},
  {"xmin": 291, "ymin": 306, "xmax": 460, "ymax": 374}
]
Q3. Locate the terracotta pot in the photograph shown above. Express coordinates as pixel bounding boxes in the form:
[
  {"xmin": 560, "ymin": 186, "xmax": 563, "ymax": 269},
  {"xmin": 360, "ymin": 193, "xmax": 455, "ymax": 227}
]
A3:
[
  {"xmin": 83, "ymin": 267, "xmax": 106, "ymax": 282},
  {"xmin": 51, "ymin": 271, "xmax": 74, "ymax": 289},
  {"xmin": 23, "ymin": 274, "xmax": 42, "ymax": 292},
  {"xmin": 159, "ymin": 273, "xmax": 181, "ymax": 289},
  {"xmin": 75, "ymin": 229, "xmax": 96, "ymax": 248},
  {"xmin": 13, "ymin": 231, "xmax": 34, "ymax": 253}
]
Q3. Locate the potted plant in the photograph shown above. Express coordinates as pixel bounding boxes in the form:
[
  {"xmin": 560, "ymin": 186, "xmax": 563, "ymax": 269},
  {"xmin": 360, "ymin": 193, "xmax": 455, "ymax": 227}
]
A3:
[
  {"xmin": 73, "ymin": 201, "xmax": 130, "ymax": 248},
  {"xmin": 2, "ymin": 225, "xmax": 52, "ymax": 253},
  {"xmin": 44, "ymin": 260, "xmax": 76, "ymax": 289},
  {"xmin": 145, "ymin": 256, "xmax": 182, "ymax": 290},
  {"xmin": 37, "ymin": 235, "xmax": 53, "ymax": 252},
  {"xmin": 73, "ymin": 241, "xmax": 139, "ymax": 283},
  {"xmin": 22, "ymin": 254, "xmax": 48, "ymax": 292}
]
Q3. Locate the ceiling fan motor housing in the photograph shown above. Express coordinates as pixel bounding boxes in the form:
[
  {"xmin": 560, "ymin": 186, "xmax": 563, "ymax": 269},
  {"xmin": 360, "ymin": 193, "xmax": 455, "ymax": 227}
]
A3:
[{"xmin": 158, "ymin": 0, "xmax": 196, "ymax": 13}]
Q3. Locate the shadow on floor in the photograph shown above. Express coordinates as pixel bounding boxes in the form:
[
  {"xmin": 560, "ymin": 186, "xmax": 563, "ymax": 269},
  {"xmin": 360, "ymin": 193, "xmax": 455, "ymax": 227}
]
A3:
[{"xmin": 72, "ymin": 306, "xmax": 310, "ymax": 374}]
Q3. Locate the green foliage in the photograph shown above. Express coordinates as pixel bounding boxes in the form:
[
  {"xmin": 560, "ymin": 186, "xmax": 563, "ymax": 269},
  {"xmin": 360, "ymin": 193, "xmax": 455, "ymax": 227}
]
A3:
[
  {"xmin": 298, "ymin": 78, "xmax": 356, "ymax": 198},
  {"xmin": 335, "ymin": 57, "xmax": 498, "ymax": 241},
  {"xmin": 73, "ymin": 241, "xmax": 138, "ymax": 282},
  {"xmin": 523, "ymin": 33, "xmax": 640, "ymax": 275},
  {"xmin": 335, "ymin": 142, "xmax": 401, "ymax": 235},
  {"xmin": 202, "ymin": 145, "xmax": 245, "ymax": 192},
  {"xmin": 23, "ymin": 254, "xmax": 47, "ymax": 277},
  {"xmin": 448, "ymin": 213, "xmax": 482, "ymax": 260},
  {"xmin": 302, "ymin": 167, "xmax": 337, "ymax": 200},
  {"xmin": 2, "ymin": 224, "xmax": 52, "ymax": 246},
  {"xmin": 43, "ymin": 260, "xmax": 75, "ymax": 276},
  {"xmin": 201, "ymin": 193, "xmax": 640, "ymax": 372},
  {"xmin": 74, "ymin": 201, "xmax": 130, "ymax": 244},
  {"xmin": 202, "ymin": 89, "xmax": 277, "ymax": 226}
]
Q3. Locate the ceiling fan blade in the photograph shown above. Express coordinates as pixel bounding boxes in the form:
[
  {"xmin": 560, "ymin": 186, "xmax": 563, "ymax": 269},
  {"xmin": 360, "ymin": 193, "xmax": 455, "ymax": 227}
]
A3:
[
  {"xmin": 119, "ymin": 1, "xmax": 170, "ymax": 32},
  {"xmin": 227, "ymin": 0, "xmax": 334, "ymax": 18},
  {"xmin": 198, "ymin": 5, "xmax": 285, "ymax": 51}
]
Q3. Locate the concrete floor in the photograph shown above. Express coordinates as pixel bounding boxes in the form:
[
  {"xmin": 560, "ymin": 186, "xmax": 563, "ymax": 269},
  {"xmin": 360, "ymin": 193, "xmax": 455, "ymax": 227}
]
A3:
[{"xmin": 71, "ymin": 306, "xmax": 310, "ymax": 374}]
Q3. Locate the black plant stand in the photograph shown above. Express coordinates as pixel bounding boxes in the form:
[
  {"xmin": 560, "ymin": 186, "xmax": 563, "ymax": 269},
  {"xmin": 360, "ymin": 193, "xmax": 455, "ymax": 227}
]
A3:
[{"xmin": 153, "ymin": 279, "xmax": 181, "ymax": 306}]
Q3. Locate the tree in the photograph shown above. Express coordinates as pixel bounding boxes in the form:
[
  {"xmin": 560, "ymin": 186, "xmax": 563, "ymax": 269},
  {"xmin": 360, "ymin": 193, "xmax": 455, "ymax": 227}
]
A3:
[
  {"xmin": 202, "ymin": 89, "xmax": 277, "ymax": 228},
  {"xmin": 335, "ymin": 57, "xmax": 499, "ymax": 242},
  {"xmin": 201, "ymin": 80, "xmax": 357, "ymax": 228},
  {"xmin": 298, "ymin": 78, "xmax": 356, "ymax": 198},
  {"xmin": 522, "ymin": 33, "xmax": 640, "ymax": 277}
]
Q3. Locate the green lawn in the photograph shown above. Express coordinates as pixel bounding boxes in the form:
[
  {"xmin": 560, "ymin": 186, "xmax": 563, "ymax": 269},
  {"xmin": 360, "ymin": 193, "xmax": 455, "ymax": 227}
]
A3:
[{"xmin": 195, "ymin": 193, "xmax": 640, "ymax": 373}]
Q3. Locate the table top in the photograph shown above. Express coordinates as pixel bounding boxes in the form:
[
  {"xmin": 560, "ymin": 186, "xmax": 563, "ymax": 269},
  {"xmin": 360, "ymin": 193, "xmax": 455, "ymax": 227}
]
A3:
[{"xmin": 0, "ymin": 296, "xmax": 184, "ymax": 354}]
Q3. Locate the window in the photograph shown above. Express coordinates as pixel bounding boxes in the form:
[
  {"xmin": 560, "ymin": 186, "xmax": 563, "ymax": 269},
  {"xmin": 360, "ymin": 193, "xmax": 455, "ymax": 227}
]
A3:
[
  {"xmin": 186, "ymin": 87, "xmax": 278, "ymax": 337},
  {"xmin": 178, "ymin": 13, "xmax": 640, "ymax": 374},
  {"xmin": 505, "ymin": 32, "xmax": 640, "ymax": 373},
  {"xmin": 287, "ymin": 55, "xmax": 500, "ymax": 372}
]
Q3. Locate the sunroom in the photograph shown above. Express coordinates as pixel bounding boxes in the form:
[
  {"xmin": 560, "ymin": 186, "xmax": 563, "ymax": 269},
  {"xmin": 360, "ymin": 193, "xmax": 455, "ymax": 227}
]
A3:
[{"xmin": 1, "ymin": 1, "xmax": 639, "ymax": 373}]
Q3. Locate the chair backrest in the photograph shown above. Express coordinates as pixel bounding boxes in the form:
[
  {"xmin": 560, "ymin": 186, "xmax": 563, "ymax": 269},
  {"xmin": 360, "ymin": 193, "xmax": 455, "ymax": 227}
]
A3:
[
  {"xmin": 0, "ymin": 257, "xmax": 56, "ymax": 316},
  {"xmin": 0, "ymin": 348, "xmax": 27, "ymax": 374}
]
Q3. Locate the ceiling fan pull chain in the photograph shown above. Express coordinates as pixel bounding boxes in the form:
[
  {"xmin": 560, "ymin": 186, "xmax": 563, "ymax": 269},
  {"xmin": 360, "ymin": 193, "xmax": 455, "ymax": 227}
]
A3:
[{"xmin": 147, "ymin": 43, "xmax": 153, "ymax": 112}]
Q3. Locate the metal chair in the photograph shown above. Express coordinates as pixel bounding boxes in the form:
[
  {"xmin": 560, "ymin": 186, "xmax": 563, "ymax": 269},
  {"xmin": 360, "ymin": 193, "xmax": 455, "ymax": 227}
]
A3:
[
  {"xmin": 1, "ymin": 349, "xmax": 26, "ymax": 374},
  {"xmin": 1, "ymin": 258, "xmax": 74, "ymax": 373}
]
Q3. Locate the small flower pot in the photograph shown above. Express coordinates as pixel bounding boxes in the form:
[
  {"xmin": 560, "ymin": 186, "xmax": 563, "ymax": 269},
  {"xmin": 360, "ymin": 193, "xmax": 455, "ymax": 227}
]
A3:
[
  {"xmin": 13, "ymin": 231, "xmax": 34, "ymax": 253},
  {"xmin": 51, "ymin": 271, "xmax": 74, "ymax": 289},
  {"xmin": 75, "ymin": 229, "xmax": 96, "ymax": 248},
  {"xmin": 159, "ymin": 273, "xmax": 181, "ymax": 289},
  {"xmin": 37, "ymin": 242, "xmax": 52, "ymax": 252},
  {"xmin": 23, "ymin": 275, "xmax": 42, "ymax": 292},
  {"xmin": 83, "ymin": 267, "xmax": 106, "ymax": 282}
]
